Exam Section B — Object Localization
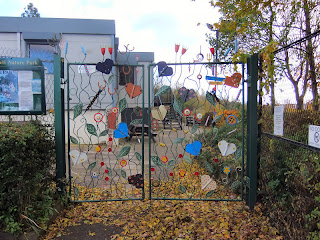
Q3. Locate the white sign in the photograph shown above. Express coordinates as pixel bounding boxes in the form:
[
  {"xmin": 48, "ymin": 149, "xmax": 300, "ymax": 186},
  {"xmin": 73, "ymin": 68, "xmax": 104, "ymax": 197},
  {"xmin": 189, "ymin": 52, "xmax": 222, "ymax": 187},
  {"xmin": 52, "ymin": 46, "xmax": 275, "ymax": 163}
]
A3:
[
  {"xmin": 274, "ymin": 105, "xmax": 284, "ymax": 136},
  {"xmin": 309, "ymin": 125, "xmax": 320, "ymax": 149}
]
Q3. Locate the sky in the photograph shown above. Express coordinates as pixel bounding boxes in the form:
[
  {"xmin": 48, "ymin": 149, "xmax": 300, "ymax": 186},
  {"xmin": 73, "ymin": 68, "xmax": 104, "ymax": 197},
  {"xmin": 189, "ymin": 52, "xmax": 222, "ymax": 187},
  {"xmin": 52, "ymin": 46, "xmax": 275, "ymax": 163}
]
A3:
[{"xmin": 0, "ymin": 0, "xmax": 220, "ymax": 63}]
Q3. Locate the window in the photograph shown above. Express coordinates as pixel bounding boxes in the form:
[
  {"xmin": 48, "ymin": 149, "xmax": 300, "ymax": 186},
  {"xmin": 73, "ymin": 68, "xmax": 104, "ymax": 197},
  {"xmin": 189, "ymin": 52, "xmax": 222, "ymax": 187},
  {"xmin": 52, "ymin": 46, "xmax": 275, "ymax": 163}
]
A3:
[
  {"xmin": 29, "ymin": 44, "xmax": 55, "ymax": 74},
  {"xmin": 119, "ymin": 65, "xmax": 135, "ymax": 86}
]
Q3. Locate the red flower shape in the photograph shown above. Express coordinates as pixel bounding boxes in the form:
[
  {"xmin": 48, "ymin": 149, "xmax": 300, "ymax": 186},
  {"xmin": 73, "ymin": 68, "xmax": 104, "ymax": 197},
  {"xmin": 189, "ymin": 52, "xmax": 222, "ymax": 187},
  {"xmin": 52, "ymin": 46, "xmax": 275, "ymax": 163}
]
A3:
[
  {"xmin": 105, "ymin": 169, "xmax": 109, "ymax": 174},
  {"xmin": 214, "ymin": 158, "xmax": 219, "ymax": 162},
  {"xmin": 108, "ymin": 148, "xmax": 112, "ymax": 152},
  {"xmin": 175, "ymin": 44, "xmax": 180, "ymax": 53},
  {"xmin": 210, "ymin": 47, "xmax": 215, "ymax": 55},
  {"xmin": 101, "ymin": 47, "xmax": 106, "ymax": 55},
  {"xmin": 195, "ymin": 172, "xmax": 199, "ymax": 176},
  {"xmin": 181, "ymin": 47, "xmax": 187, "ymax": 55},
  {"xmin": 151, "ymin": 167, "xmax": 155, "ymax": 172},
  {"xmin": 179, "ymin": 154, "xmax": 183, "ymax": 158},
  {"xmin": 105, "ymin": 177, "xmax": 109, "ymax": 181},
  {"xmin": 100, "ymin": 162, "xmax": 105, "ymax": 166},
  {"xmin": 108, "ymin": 47, "xmax": 113, "ymax": 55},
  {"xmin": 109, "ymin": 137, "xmax": 113, "ymax": 142},
  {"xmin": 169, "ymin": 172, "xmax": 174, "ymax": 176}
]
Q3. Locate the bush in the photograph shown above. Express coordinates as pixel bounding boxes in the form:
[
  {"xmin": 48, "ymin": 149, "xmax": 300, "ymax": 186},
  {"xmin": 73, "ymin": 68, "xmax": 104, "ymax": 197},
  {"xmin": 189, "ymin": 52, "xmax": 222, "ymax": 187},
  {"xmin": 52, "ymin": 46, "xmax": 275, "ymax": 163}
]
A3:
[{"xmin": 0, "ymin": 121, "xmax": 56, "ymax": 234}]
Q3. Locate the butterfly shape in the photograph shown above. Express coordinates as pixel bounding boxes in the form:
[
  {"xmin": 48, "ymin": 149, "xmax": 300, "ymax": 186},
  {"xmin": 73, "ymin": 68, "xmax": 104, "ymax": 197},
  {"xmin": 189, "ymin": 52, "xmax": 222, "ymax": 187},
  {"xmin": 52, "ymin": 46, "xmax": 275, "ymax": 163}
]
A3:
[
  {"xmin": 151, "ymin": 105, "xmax": 167, "ymax": 121},
  {"xmin": 96, "ymin": 58, "xmax": 114, "ymax": 74},
  {"xmin": 218, "ymin": 140, "xmax": 237, "ymax": 156},
  {"xmin": 201, "ymin": 175, "xmax": 217, "ymax": 191},
  {"xmin": 157, "ymin": 61, "xmax": 173, "ymax": 77},
  {"xmin": 69, "ymin": 150, "xmax": 88, "ymax": 165},
  {"xmin": 225, "ymin": 73, "xmax": 242, "ymax": 88},
  {"xmin": 125, "ymin": 83, "xmax": 142, "ymax": 98},
  {"xmin": 128, "ymin": 174, "xmax": 144, "ymax": 188},
  {"xmin": 178, "ymin": 87, "xmax": 196, "ymax": 102},
  {"xmin": 185, "ymin": 141, "xmax": 202, "ymax": 156},
  {"xmin": 114, "ymin": 122, "xmax": 129, "ymax": 139}
]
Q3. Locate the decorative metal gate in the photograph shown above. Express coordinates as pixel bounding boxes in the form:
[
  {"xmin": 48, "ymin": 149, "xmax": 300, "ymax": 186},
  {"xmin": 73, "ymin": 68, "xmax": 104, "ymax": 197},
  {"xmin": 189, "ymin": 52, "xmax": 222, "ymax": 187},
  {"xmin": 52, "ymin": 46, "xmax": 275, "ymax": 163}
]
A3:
[
  {"xmin": 54, "ymin": 53, "xmax": 258, "ymax": 206},
  {"xmin": 66, "ymin": 62, "xmax": 146, "ymax": 202},
  {"xmin": 147, "ymin": 61, "xmax": 246, "ymax": 201}
]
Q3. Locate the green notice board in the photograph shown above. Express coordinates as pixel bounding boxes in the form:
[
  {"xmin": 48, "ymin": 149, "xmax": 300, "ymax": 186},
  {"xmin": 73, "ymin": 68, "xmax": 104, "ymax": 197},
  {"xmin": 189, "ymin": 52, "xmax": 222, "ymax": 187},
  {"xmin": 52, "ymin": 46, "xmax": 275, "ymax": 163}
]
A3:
[{"xmin": 0, "ymin": 58, "xmax": 45, "ymax": 115}]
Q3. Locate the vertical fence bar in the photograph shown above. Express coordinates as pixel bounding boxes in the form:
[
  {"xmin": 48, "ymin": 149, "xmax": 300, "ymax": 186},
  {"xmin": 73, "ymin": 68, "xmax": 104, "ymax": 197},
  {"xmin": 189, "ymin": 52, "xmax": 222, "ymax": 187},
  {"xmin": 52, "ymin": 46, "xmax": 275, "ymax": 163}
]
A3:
[
  {"xmin": 246, "ymin": 53, "xmax": 258, "ymax": 209},
  {"xmin": 54, "ymin": 54, "xmax": 66, "ymax": 194}
]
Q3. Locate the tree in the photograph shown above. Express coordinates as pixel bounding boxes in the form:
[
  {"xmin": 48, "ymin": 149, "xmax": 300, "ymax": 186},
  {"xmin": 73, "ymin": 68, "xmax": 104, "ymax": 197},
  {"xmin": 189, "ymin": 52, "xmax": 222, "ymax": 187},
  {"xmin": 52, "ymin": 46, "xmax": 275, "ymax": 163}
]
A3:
[
  {"xmin": 207, "ymin": 0, "xmax": 320, "ymax": 110},
  {"xmin": 21, "ymin": 3, "xmax": 40, "ymax": 18}
]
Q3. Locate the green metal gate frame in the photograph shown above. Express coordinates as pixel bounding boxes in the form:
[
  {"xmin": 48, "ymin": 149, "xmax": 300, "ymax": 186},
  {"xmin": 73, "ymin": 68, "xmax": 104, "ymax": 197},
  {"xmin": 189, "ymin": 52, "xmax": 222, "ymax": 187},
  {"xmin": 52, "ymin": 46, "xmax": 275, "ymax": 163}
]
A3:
[
  {"xmin": 147, "ymin": 61, "xmax": 247, "ymax": 202},
  {"xmin": 54, "ymin": 54, "xmax": 259, "ymax": 209}
]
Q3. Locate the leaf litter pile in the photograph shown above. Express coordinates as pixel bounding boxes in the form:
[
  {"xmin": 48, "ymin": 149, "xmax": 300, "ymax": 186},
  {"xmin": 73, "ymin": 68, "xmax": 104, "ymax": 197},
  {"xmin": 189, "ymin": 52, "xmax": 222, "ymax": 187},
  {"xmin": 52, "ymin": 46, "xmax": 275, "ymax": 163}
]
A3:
[{"xmin": 43, "ymin": 193, "xmax": 283, "ymax": 239}]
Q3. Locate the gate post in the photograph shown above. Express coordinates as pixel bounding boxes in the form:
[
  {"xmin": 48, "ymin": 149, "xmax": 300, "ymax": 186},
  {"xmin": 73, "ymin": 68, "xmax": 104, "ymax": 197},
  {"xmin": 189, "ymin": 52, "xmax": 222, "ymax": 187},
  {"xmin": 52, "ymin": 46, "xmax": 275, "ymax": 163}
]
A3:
[
  {"xmin": 246, "ymin": 53, "xmax": 258, "ymax": 209},
  {"xmin": 54, "ymin": 54, "xmax": 66, "ymax": 194}
]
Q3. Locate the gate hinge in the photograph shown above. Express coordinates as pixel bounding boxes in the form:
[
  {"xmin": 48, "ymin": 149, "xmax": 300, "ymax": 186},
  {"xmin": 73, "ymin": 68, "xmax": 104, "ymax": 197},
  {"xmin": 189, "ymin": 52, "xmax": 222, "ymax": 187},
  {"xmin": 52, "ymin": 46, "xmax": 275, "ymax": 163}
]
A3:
[
  {"xmin": 246, "ymin": 177, "xmax": 250, "ymax": 189},
  {"xmin": 246, "ymin": 76, "xmax": 251, "ymax": 87}
]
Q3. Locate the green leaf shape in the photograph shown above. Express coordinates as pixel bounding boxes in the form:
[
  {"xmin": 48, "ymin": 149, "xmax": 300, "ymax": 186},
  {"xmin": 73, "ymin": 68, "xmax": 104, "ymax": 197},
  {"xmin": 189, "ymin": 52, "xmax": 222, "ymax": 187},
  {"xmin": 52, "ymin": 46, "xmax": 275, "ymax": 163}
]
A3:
[
  {"xmin": 184, "ymin": 155, "xmax": 192, "ymax": 164},
  {"xmin": 100, "ymin": 129, "xmax": 109, "ymax": 137},
  {"xmin": 205, "ymin": 190, "xmax": 215, "ymax": 198},
  {"xmin": 73, "ymin": 187, "xmax": 80, "ymax": 197},
  {"xmin": 234, "ymin": 147, "xmax": 242, "ymax": 161},
  {"xmin": 108, "ymin": 75, "xmax": 114, "ymax": 84},
  {"xmin": 173, "ymin": 137, "xmax": 184, "ymax": 144},
  {"xmin": 70, "ymin": 136, "xmax": 79, "ymax": 144},
  {"xmin": 206, "ymin": 91, "xmax": 216, "ymax": 106},
  {"xmin": 119, "ymin": 98, "xmax": 127, "ymax": 113},
  {"xmin": 179, "ymin": 185, "xmax": 187, "ymax": 194},
  {"xmin": 203, "ymin": 161, "xmax": 214, "ymax": 174},
  {"xmin": 86, "ymin": 124, "xmax": 98, "ymax": 136},
  {"xmin": 88, "ymin": 162, "xmax": 96, "ymax": 171},
  {"xmin": 151, "ymin": 156, "xmax": 164, "ymax": 167},
  {"xmin": 212, "ymin": 114, "xmax": 223, "ymax": 123},
  {"xmin": 130, "ymin": 119, "xmax": 142, "ymax": 126},
  {"xmin": 173, "ymin": 99, "xmax": 183, "ymax": 116},
  {"xmin": 167, "ymin": 160, "xmax": 175, "ymax": 169},
  {"xmin": 230, "ymin": 180, "xmax": 241, "ymax": 190},
  {"xmin": 120, "ymin": 169, "xmax": 127, "ymax": 179},
  {"xmin": 73, "ymin": 103, "xmax": 83, "ymax": 120},
  {"xmin": 117, "ymin": 146, "xmax": 131, "ymax": 158},
  {"xmin": 155, "ymin": 85, "xmax": 171, "ymax": 97},
  {"xmin": 135, "ymin": 152, "xmax": 142, "ymax": 162},
  {"xmin": 191, "ymin": 125, "xmax": 198, "ymax": 134},
  {"xmin": 106, "ymin": 167, "xmax": 112, "ymax": 177}
]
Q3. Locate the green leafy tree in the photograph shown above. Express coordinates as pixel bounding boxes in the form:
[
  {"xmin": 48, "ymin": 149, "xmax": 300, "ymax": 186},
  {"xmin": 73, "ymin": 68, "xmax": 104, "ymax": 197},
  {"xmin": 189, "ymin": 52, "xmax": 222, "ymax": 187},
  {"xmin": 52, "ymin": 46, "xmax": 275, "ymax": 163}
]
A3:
[
  {"xmin": 207, "ymin": 0, "xmax": 320, "ymax": 110},
  {"xmin": 21, "ymin": 2, "xmax": 40, "ymax": 18}
]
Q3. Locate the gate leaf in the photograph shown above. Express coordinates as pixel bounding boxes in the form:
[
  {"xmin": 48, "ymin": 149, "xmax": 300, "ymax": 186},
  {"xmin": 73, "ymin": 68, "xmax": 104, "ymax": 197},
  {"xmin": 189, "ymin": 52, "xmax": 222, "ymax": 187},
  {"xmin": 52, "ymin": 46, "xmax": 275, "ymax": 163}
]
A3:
[
  {"xmin": 191, "ymin": 125, "xmax": 198, "ymax": 134},
  {"xmin": 108, "ymin": 75, "xmax": 114, "ymax": 84},
  {"xmin": 151, "ymin": 156, "xmax": 163, "ymax": 167},
  {"xmin": 205, "ymin": 190, "xmax": 215, "ymax": 198},
  {"xmin": 206, "ymin": 91, "xmax": 216, "ymax": 106},
  {"xmin": 184, "ymin": 155, "xmax": 192, "ymax": 164},
  {"xmin": 120, "ymin": 169, "xmax": 127, "ymax": 179},
  {"xmin": 173, "ymin": 99, "xmax": 183, "ymax": 116},
  {"xmin": 88, "ymin": 162, "xmax": 96, "ymax": 171},
  {"xmin": 135, "ymin": 152, "xmax": 142, "ymax": 162},
  {"xmin": 106, "ymin": 167, "xmax": 112, "ymax": 177},
  {"xmin": 179, "ymin": 185, "xmax": 187, "ymax": 194},
  {"xmin": 117, "ymin": 146, "xmax": 131, "ymax": 158},
  {"xmin": 100, "ymin": 129, "xmax": 109, "ymax": 137},
  {"xmin": 86, "ymin": 124, "xmax": 98, "ymax": 136},
  {"xmin": 167, "ymin": 160, "xmax": 175, "ymax": 169},
  {"xmin": 234, "ymin": 147, "xmax": 242, "ymax": 161},
  {"xmin": 73, "ymin": 187, "xmax": 80, "ymax": 197},
  {"xmin": 173, "ymin": 137, "xmax": 184, "ymax": 144},
  {"xmin": 130, "ymin": 119, "xmax": 142, "ymax": 126},
  {"xmin": 203, "ymin": 161, "xmax": 214, "ymax": 174},
  {"xmin": 70, "ymin": 136, "xmax": 79, "ymax": 144},
  {"xmin": 73, "ymin": 103, "xmax": 83, "ymax": 120},
  {"xmin": 155, "ymin": 85, "xmax": 171, "ymax": 97},
  {"xmin": 230, "ymin": 180, "xmax": 241, "ymax": 190},
  {"xmin": 119, "ymin": 98, "xmax": 127, "ymax": 113},
  {"xmin": 212, "ymin": 114, "xmax": 223, "ymax": 123}
]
